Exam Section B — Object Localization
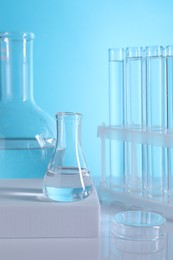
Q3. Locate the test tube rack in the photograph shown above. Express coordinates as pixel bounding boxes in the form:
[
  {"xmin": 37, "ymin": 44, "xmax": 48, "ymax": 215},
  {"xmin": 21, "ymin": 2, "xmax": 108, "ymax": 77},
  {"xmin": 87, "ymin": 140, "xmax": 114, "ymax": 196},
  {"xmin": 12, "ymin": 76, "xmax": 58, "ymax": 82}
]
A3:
[{"xmin": 97, "ymin": 46, "xmax": 173, "ymax": 220}]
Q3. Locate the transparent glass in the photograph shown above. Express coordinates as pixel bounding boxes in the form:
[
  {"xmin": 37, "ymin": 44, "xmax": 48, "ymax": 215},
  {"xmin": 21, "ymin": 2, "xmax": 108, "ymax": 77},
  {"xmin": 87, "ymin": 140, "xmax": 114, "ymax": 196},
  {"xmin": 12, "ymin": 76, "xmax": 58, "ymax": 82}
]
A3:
[
  {"xmin": 43, "ymin": 112, "xmax": 93, "ymax": 202},
  {"xmin": 125, "ymin": 47, "xmax": 143, "ymax": 194},
  {"xmin": 109, "ymin": 48, "xmax": 125, "ymax": 192},
  {"xmin": 146, "ymin": 46, "xmax": 167, "ymax": 197},
  {"xmin": 126, "ymin": 47, "xmax": 143, "ymax": 128},
  {"xmin": 111, "ymin": 211, "xmax": 167, "ymax": 259},
  {"xmin": 166, "ymin": 46, "xmax": 173, "ymax": 199},
  {"xmin": 112, "ymin": 210, "xmax": 166, "ymax": 240},
  {"xmin": 0, "ymin": 32, "xmax": 56, "ymax": 178}
]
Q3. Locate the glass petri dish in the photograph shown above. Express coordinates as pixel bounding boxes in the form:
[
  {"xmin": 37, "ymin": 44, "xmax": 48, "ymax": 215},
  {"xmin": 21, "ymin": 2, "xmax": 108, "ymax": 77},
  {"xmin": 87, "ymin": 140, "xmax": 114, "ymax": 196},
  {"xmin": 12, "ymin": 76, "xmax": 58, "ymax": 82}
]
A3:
[{"xmin": 112, "ymin": 210, "xmax": 166, "ymax": 240}]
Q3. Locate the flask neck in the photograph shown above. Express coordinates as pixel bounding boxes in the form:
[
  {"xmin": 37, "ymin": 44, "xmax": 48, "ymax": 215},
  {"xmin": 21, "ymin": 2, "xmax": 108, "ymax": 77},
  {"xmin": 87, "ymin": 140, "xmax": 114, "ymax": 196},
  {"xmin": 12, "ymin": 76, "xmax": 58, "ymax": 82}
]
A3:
[
  {"xmin": 56, "ymin": 113, "xmax": 82, "ymax": 149},
  {"xmin": 0, "ymin": 32, "xmax": 35, "ymax": 103}
]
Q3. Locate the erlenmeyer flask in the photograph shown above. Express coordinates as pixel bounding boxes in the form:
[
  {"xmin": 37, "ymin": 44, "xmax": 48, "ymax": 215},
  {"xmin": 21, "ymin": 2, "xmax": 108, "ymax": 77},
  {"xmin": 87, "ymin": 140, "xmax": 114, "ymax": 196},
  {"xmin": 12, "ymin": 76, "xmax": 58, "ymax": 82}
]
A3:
[
  {"xmin": 43, "ymin": 112, "xmax": 93, "ymax": 202},
  {"xmin": 0, "ymin": 32, "xmax": 56, "ymax": 178}
]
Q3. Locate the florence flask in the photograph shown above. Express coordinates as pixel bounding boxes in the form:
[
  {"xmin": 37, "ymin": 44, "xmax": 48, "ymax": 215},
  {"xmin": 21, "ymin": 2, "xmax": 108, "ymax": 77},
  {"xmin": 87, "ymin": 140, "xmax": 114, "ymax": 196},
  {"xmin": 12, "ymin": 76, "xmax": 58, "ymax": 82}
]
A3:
[{"xmin": 0, "ymin": 32, "xmax": 56, "ymax": 178}]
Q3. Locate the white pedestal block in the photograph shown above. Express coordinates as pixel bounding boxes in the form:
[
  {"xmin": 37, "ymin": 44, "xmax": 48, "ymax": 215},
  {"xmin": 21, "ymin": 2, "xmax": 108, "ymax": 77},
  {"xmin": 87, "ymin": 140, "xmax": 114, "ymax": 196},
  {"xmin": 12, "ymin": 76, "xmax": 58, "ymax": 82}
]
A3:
[
  {"xmin": 0, "ymin": 238, "xmax": 100, "ymax": 260},
  {"xmin": 0, "ymin": 179, "xmax": 100, "ymax": 238}
]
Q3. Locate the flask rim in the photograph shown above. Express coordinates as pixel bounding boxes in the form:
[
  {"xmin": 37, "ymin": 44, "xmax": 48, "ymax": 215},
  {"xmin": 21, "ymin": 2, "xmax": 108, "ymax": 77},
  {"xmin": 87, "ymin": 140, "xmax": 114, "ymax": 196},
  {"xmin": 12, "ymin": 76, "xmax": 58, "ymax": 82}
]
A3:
[
  {"xmin": 0, "ymin": 32, "xmax": 35, "ymax": 40},
  {"xmin": 56, "ymin": 112, "xmax": 82, "ymax": 118}
]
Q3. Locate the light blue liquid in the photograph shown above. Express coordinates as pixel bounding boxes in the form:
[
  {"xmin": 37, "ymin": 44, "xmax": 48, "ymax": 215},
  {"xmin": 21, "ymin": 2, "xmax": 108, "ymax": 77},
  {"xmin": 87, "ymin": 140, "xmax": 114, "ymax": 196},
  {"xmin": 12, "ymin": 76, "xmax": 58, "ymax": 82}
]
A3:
[
  {"xmin": 109, "ymin": 59, "xmax": 124, "ymax": 192},
  {"xmin": 43, "ymin": 167, "xmax": 93, "ymax": 202},
  {"xmin": 0, "ymin": 139, "xmax": 55, "ymax": 178},
  {"xmin": 147, "ymin": 145, "xmax": 167, "ymax": 198},
  {"xmin": 125, "ymin": 56, "xmax": 143, "ymax": 194},
  {"xmin": 110, "ymin": 140, "xmax": 125, "ymax": 192},
  {"xmin": 125, "ymin": 142, "xmax": 143, "ymax": 194},
  {"xmin": 44, "ymin": 185, "xmax": 92, "ymax": 202}
]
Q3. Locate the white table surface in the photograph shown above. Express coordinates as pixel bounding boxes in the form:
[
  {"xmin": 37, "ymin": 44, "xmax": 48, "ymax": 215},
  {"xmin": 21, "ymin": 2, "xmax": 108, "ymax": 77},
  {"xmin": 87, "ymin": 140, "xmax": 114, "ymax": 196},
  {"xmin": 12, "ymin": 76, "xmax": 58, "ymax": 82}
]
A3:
[{"xmin": 1, "ymin": 201, "xmax": 173, "ymax": 260}]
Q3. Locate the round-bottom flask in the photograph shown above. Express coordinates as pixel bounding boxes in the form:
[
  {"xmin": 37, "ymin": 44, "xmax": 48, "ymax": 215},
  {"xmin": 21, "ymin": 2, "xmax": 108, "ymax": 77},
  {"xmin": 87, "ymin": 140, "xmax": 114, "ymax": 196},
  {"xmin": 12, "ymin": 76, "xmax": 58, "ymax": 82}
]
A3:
[
  {"xmin": 43, "ymin": 112, "xmax": 93, "ymax": 202},
  {"xmin": 0, "ymin": 32, "xmax": 56, "ymax": 178}
]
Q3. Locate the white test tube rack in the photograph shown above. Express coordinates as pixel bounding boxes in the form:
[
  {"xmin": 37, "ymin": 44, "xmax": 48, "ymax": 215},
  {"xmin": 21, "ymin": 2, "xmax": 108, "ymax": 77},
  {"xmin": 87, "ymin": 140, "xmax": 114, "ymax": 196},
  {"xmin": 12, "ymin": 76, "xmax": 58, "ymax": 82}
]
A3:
[
  {"xmin": 97, "ymin": 46, "xmax": 173, "ymax": 220},
  {"xmin": 97, "ymin": 125, "xmax": 173, "ymax": 220}
]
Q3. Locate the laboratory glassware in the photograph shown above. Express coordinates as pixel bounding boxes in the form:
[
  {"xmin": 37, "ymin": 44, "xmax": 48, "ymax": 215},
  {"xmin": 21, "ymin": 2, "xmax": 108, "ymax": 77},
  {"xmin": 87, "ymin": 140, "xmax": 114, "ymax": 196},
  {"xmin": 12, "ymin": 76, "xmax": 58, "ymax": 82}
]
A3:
[
  {"xmin": 109, "ymin": 48, "xmax": 125, "ymax": 191},
  {"xmin": 125, "ymin": 47, "xmax": 143, "ymax": 194},
  {"xmin": 111, "ymin": 211, "xmax": 167, "ymax": 260},
  {"xmin": 166, "ymin": 45, "xmax": 173, "ymax": 200},
  {"xmin": 0, "ymin": 32, "xmax": 56, "ymax": 178},
  {"xmin": 43, "ymin": 112, "xmax": 93, "ymax": 202},
  {"xmin": 146, "ymin": 46, "xmax": 167, "ymax": 198}
]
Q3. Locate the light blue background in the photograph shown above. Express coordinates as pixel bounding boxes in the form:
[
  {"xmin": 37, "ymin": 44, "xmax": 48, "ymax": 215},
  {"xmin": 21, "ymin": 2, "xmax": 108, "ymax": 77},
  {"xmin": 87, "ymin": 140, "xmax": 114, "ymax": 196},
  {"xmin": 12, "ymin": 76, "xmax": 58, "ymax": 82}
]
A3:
[{"xmin": 0, "ymin": 0, "xmax": 173, "ymax": 177}]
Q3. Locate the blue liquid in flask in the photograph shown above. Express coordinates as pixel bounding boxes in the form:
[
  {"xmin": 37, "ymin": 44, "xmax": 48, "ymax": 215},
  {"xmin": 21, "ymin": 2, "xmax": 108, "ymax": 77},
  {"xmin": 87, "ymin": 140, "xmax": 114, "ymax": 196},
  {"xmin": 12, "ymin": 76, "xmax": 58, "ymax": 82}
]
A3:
[
  {"xmin": 0, "ymin": 138, "xmax": 55, "ymax": 178},
  {"xmin": 43, "ymin": 167, "xmax": 92, "ymax": 202}
]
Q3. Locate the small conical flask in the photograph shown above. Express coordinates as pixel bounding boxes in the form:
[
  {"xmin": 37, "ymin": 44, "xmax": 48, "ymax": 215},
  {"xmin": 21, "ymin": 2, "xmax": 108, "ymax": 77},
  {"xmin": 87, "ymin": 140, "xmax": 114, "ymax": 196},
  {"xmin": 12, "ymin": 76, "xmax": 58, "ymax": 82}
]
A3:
[{"xmin": 43, "ymin": 112, "xmax": 93, "ymax": 202}]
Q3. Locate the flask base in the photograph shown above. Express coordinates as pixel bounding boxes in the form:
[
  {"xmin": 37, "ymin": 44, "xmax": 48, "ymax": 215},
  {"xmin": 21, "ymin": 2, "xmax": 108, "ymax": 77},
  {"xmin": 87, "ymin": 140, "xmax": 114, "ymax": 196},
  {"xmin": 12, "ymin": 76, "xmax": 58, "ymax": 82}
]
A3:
[{"xmin": 43, "ymin": 185, "xmax": 93, "ymax": 202}]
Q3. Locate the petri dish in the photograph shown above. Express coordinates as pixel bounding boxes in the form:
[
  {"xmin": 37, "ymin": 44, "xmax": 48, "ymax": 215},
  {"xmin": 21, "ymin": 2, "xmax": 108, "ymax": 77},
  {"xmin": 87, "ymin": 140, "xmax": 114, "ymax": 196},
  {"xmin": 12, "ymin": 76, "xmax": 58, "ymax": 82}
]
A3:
[{"xmin": 112, "ymin": 210, "xmax": 166, "ymax": 240}]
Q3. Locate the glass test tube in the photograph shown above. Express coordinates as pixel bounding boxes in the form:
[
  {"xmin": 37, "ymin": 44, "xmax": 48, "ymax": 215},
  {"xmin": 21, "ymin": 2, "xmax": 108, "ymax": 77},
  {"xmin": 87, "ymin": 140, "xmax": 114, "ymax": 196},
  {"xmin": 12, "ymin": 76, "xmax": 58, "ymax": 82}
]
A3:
[
  {"xmin": 142, "ymin": 48, "xmax": 148, "ymax": 196},
  {"xmin": 166, "ymin": 46, "xmax": 173, "ymax": 199},
  {"xmin": 109, "ymin": 48, "xmax": 125, "ymax": 191},
  {"xmin": 125, "ymin": 47, "xmax": 143, "ymax": 194},
  {"xmin": 146, "ymin": 46, "xmax": 167, "ymax": 198}
]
